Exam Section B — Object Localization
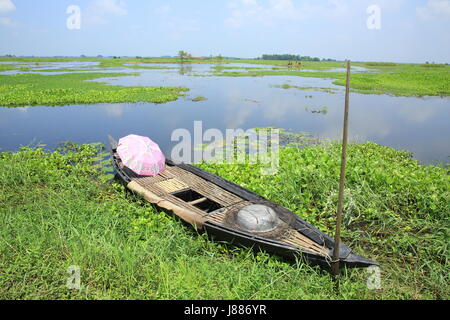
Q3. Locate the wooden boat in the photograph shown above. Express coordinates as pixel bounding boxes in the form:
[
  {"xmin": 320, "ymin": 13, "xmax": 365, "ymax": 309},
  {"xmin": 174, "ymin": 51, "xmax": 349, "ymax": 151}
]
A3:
[{"xmin": 108, "ymin": 135, "xmax": 378, "ymax": 269}]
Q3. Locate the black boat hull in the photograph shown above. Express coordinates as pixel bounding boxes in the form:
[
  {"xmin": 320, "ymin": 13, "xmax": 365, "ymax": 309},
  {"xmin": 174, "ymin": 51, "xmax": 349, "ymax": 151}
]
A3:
[{"xmin": 108, "ymin": 135, "xmax": 378, "ymax": 269}]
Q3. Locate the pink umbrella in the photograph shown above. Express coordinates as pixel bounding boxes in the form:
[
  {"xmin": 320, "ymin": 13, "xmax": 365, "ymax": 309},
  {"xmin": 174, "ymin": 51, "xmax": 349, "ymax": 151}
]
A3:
[{"xmin": 117, "ymin": 134, "xmax": 166, "ymax": 176}]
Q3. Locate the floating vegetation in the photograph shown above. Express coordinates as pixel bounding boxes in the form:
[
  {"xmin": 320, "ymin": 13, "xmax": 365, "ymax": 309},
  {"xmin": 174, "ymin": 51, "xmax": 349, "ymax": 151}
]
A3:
[
  {"xmin": 191, "ymin": 96, "xmax": 208, "ymax": 102},
  {"xmin": 0, "ymin": 73, "xmax": 188, "ymax": 107},
  {"xmin": 365, "ymin": 62, "xmax": 399, "ymax": 67},
  {"xmin": 243, "ymin": 98, "xmax": 260, "ymax": 104},
  {"xmin": 212, "ymin": 65, "xmax": 263, "ymax": 72},
  {"xmin": 0, "ymin": 64, "xmax": 30, "ymax": 72},
  {"xmin": 203, "ymin": 59, "xmax": 450, "ymax": 97},
  {"xmin": 271, "ymin": 83, "xmax": 339, "ymax": 94},
  {"xmin": 1, "ymin": 131, "xmax": 449, "ymax": 299},
  {"xmin": 334, "ymin": 66, "xmax": 450, "ymax": 97},
  {"xmin": 420, "ymin": 64, "xmax": 447, "ymax": 68},
  {"xmin": 198, "ymin": 138, "xmax": 450, "ymax": 300},
  {"xmin": 305, "ymin": 106, "xmax": 328, "ymax": 115},
  {"xmin": 100, "ymin": 60, "xmax": 174, "ymax": 70}
]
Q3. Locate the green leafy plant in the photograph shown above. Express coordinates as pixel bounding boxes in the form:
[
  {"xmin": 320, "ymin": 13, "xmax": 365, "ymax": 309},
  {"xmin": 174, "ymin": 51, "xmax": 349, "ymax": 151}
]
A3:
[{"xmin": 0, "ymin": 73, "xmax": 188, "ymax": 107}]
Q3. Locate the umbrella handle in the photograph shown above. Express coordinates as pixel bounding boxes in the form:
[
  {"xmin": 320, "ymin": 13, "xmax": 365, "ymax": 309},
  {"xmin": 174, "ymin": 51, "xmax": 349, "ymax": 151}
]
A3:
[{"xmin": 127, "ymin": 181, "xmax": 206, "ymax": 229}]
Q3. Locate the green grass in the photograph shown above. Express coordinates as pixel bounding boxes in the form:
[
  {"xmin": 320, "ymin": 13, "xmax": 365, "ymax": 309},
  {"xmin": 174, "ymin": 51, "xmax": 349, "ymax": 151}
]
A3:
[
  {"xmin": 0, "ymin": 144, "xmax": 337, "ymax": 300},
  {"xmin": 0, "ymin": 57, "xmax": 94, "ymax": 63},
  {"xmin": 0, "ymin": 139, "xmax": 448, "ymax": 300},
  {"xmin": 212, "ymin": 65, "xmax": 263, "ymax": 72},
  {"xmin": 98, "ymin": 59, "xmax": 175, "ymax": 70},
  {"xmin": 0, "ymin": 64, "xmax": 15, "ymax": 72},
  {"xmin": 225, "ymin": 59, "xmax": 345, "ymax": 70},
  {"xmin": 271, "ymin": 83, "xmax": 340, "ymax": 94},
  {"xmin": 0, "ymin": 72, "xmax": 188, "ymax": 107},
  {"xmin": 208, "ymin": 61, "xmax": 450, "ymax": 97},
  {"xmin": 335, "ymin": 65, "xmax": 450, "ymax": 96},
  {"xmin": 2, "ymin": 57, "xmax": 449, "ymax": 97},
  {"xmin": 364, "ymin": 62, "xmax": 399, "ymax": 67},
  {"xmin": 198, "ymin": 138, "xmax": 450, "ymax": 299},
  {"xmin": 135, "ymin": 57, "xmax": 450, "ymax": 97},
  {"xmin": 0, "ymin": 64, "xmax": 30, "ymax": 72}
]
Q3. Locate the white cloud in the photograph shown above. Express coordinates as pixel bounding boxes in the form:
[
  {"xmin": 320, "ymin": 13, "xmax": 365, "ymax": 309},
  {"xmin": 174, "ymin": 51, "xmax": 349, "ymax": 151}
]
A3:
[
  {"xmin": 224, "ymin": 0, "xmax": 350, "ymax": 29},
  {"xmin": 417, "ymin": 0, "xmax": 450, "ymax": 20},
  {"xmin": 0, "ymin": 0, "xmax": 15, "ymax": 14},
  {"xmin": 85, "ymin": 0, "xmax": 128, "ymax": 25}
]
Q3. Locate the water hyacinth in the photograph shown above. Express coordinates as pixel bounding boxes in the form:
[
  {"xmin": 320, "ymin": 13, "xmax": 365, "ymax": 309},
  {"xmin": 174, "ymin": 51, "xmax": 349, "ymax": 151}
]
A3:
[{"xmin": 0, "ymin": 72, "xmax": 188, "ymax": 107}]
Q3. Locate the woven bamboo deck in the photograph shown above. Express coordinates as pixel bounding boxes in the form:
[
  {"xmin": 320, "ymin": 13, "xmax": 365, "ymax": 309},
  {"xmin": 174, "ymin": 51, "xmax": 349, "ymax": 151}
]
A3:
[{"xmin": 121, "ymin": 162, "xmax": 329, "ymax": 257}]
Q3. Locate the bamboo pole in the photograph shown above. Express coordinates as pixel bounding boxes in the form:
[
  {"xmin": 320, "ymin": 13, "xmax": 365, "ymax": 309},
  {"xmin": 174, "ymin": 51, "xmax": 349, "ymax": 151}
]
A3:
[{"xmin": 331, "ymin": 60, "xmax": 351, "ymax": 281}]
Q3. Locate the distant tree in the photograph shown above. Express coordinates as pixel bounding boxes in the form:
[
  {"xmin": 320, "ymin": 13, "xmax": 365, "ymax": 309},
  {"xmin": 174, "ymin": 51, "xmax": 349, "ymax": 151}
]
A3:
[
  {"xmin": 97, "ymin": 55, "xmax": 103, "ymax": 58},
  {"xmin": 260, "ymin": 54, "xmax": 330, "ymax": 62},
  {"xmin": 178, "ymin": 51, "xmax": 194, "ymax": 63},
  {"xmin": 178, "ymin": 50, "xmax": 187, "ymax": 63}
]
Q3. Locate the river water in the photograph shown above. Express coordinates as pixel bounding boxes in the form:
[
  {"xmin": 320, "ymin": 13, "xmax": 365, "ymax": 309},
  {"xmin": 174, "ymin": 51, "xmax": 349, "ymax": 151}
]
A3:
[{"xmin": 0, "ymin": 62, "xmax": 449, "ymax": 165}]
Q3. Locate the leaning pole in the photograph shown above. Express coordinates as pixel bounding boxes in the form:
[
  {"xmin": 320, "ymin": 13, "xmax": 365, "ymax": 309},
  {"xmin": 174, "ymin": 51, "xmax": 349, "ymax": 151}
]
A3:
[{"xmin": 331, "ymin": 60, "xmax": 351, "ymax": 283}]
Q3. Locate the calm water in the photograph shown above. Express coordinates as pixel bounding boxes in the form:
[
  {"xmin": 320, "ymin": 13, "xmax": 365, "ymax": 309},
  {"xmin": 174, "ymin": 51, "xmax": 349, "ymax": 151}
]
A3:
[{"xmin": 1, "ymin": 63, "xmax": 449, "ymax": 165}]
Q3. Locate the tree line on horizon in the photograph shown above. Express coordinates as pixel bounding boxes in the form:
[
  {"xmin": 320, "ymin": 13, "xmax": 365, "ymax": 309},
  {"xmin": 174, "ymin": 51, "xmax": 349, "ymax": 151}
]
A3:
[{"xmin": 258, "ymin": 54, "xmax": 336, "ymax": 62}]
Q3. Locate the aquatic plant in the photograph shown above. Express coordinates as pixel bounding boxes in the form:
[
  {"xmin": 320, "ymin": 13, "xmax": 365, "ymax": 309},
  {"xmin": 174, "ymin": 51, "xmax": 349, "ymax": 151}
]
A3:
[
  {"xmin": 0, "ymin": 138, "xmax": 448, "ymax": 299},
  {"xmin": 213, "ymin": 62, "xmax": 450, "ymax": 97},
  {"xmin": 191, "ymin": 96, "xmax": 208, "ymax": 102},
  {"xmin": 305, "ymin": 106, "xmax": 328, "ymax": 114},
  {"xmin": 1, "ymin": 140, "xmax": 448, "ymax": 299},
  {"xmin": 0, "ymin": 73, "xmax": 188, "ymax": 107},
  {"xmin": 271, "ymin": 83, "xmax": 339, "ymax": 94},
  {"xmin": 3, "ymin": 56, "xmax": 448, "ymax": 97}
]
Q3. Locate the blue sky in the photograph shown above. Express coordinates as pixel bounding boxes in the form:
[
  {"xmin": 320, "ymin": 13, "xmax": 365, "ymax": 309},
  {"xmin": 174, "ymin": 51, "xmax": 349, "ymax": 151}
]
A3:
[{"xmin": 0, "ymin": 0, "xmax": 449, "ymax": 63}]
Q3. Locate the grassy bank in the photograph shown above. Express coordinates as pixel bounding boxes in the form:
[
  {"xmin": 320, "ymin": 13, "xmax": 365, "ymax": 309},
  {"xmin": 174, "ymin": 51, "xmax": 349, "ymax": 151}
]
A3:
[
  {"xmin": 210, "ymin": 63, "xmax": 450, "ymax": 97},
  {"xmin": 0, "ymin": 64, "xmax": 30, "ymax": 72},
  {"xmin": 335, "ymin": 64, "xmax": 450, "ymax": 96},
  {"xmin": 0, "ymin": 72, "xmax": 188, "ymax": 107},
  {"xmin": 2, "ymin": 57, "xmax": 449, "ymax": 97},
  {"xmin": 0, "ymin": 140, "xmax": 448, "ymax": 299}
]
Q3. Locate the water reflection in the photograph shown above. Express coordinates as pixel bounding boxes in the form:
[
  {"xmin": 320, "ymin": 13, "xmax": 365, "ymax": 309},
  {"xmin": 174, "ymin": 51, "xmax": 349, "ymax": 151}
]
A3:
[
  {"xmin": 0, "ymin": 63, "xmax": 449, "ymax": 164},
  {"xmin": 100, "ymin": 104, "xmax": 126, "ymax": 118},
  {"xmin": 178, "ymin": 63, "xmax": 193, "ymax": 76},
  {"xmin": 397, "ymin": 103, "xmax": 437, "ymax": 124}
]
